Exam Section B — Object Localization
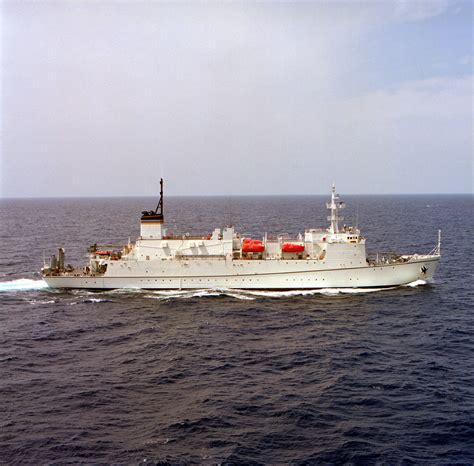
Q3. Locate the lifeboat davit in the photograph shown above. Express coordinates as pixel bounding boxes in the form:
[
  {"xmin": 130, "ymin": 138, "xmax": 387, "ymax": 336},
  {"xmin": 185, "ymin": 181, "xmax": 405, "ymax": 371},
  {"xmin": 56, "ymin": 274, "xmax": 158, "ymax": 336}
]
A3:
[
  {"xmin": 281, "ymin": 243, "xmax": 305, "ymax": 253},
  {"xmin": 242, "ymin": 239, "xmax": 265, "ymax": 253}
]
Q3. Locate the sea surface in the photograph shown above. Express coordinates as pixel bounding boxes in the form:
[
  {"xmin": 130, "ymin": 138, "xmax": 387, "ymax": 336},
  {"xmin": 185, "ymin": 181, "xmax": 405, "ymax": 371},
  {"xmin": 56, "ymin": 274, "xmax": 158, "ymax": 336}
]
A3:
[{"xmin": 0, "ymin": 194, "xmax": 473, "ymax": 464}]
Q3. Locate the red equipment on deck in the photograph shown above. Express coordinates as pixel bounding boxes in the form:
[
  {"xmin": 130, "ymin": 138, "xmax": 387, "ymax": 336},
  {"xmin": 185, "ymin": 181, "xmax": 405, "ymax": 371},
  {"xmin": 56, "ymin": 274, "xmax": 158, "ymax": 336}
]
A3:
[
  {"xmin": 242, "ymin": 239, "xmax": 265, "ymax": 253},
  {"xmin": 281, "ymin": 243, "xmax": 305, "ymax": 253}
]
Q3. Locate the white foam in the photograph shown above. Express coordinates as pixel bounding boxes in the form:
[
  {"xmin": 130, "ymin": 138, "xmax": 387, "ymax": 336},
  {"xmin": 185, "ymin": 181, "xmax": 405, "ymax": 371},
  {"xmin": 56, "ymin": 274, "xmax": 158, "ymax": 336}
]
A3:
[
  {"xmin": 404, "ymin": 279, "xmax": 427, "ymax": 288},
  {"xmin": 225, "ymin": 293, "xmax": 256, "ymax": 301},
  {"xmin": 28, "ymin": 299, "xmax": 55, "ymax": 305},
  {"xmin": 145, "ymin": 289, "xmax": 223, "ymax": 300},
  {"xmin": 109, "ymin": 287, "xmax": 143, "ymax": 293},
  {"xmin": 145, "ymin": 287, "xmax": 256, "ymax": 301},
  {"xmin": 69, "ymin": 297, "xmax": 110, "ymax": 304},
  {"xmin": 0, "ymin": 279, "xmax": 413, "ymax": 298},
  {"xmin": 142, "ymin": 286, "xmax": 391, "ymax": 300},
  {"xmin": 242, "ymin": 287, "xmax": 390, "ymax": 298},
  {"xmin": 0, "ymin": 279, "xmax": 49, "ymax": 292}
]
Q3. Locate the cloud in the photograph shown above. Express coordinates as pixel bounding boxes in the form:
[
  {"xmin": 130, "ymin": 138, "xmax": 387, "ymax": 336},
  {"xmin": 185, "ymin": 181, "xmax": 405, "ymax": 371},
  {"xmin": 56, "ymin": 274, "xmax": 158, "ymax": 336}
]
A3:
[
  {"xmin": 458, "ymin": 55, "xmax": 472, "ymax": 65},
  {"xmin": 348, "ymin": 75, "xmax": 472, "ymax": 119},
  {"xmin": 1, "ymin": 2, "xmax": 472, "ymax": 196},
  {"xmin": 316, "ymin": 75, "xmax": 473, "ymax": 193},
  {"xmin": 394, "ymin": 0, "xmax": 454, "ymax": 22}
]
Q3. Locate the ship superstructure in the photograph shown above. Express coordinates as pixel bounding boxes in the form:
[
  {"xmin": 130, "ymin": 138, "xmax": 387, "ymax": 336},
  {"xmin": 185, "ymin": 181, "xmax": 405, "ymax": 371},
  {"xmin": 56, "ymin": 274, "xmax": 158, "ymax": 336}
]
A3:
[{"xmin": 41, "ymin": 180, "xmax": 441, "ymax": 290}]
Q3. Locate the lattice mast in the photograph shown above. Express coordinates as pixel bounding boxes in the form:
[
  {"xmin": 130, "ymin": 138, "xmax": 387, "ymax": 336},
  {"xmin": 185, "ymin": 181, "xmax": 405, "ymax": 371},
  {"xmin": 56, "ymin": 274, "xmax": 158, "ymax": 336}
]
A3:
[{"xmin": 327, "ymin": 183, "xmax": 346, "ymax": 234}]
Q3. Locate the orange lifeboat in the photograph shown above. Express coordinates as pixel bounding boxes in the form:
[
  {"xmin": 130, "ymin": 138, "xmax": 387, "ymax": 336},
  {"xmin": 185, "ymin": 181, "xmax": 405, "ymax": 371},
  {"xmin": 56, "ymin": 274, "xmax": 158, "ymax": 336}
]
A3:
[
  {"xmin": 95, "ymin": 250, "xmax": 111, "ymax": 256},
  {"xmin": 242, "ymin": 239, "xmax": 265, "ymax": 253},
  {"xmin": 281, "ymin": 243, "xmax": 305, "ymax": 253}
]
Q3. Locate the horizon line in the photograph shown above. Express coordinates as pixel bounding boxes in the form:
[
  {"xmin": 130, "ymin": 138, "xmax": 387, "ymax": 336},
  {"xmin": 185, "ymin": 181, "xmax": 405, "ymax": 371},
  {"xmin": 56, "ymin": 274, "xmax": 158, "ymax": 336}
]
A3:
[{"xmin": 1, "ymin": 192, "xmax": 473, "ymax": 200}]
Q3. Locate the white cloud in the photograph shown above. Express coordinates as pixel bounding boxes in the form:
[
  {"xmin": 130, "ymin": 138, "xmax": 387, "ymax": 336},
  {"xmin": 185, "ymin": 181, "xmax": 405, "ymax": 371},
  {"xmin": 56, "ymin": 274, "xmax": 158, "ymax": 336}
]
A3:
[
  {"xmin": 394, "ymin": 0, "xmax": 453, "ymax": 22},
  {"xmin": 316, "ymin": 75, "xmax": 473, "ymax": 193},
  {"xmin": 459, "ymin": 55, "xmax": 472, "ymax": 66},
  {"xmin": 1, "ymin": 2, "xmax": 472, "ymax": 196},
  {"xmin": 348, "ymin": 75, "xmax": 472, "ymax": 119}
]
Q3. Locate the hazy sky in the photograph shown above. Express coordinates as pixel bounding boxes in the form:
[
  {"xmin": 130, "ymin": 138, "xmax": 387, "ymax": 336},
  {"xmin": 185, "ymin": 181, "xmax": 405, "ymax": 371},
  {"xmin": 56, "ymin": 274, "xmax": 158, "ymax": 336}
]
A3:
[{"xmin": 1, "ymin": 0, "xmax": 473, "ymax": 197}]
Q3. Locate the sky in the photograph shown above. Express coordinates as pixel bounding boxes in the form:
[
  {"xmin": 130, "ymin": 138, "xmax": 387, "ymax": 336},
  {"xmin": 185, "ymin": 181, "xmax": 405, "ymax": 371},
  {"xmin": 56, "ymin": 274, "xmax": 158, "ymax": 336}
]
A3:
[{"xmin": 1, "ymin": 0, "xmax": 473, "ymax": 197}]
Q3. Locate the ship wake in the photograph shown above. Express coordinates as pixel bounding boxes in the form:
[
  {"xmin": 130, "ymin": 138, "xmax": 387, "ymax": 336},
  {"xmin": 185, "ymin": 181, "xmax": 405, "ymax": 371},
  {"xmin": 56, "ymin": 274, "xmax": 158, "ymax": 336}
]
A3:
[
  {"xmin": 143, "ymin": 284, "xmax": 427, "ymax": 301},
  {"xmin": 0, "ymin": 278, "xmax": 428, "ymax": 299},
  {"xmin": 0, "ymin": 279, "xmax": 49, "ymax": 292}
]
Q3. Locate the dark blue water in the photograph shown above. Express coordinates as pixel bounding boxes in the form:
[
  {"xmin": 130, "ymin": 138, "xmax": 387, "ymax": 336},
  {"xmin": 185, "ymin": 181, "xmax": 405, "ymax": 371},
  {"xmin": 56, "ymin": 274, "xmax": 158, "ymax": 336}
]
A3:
[{"xmin": 0, "ymin": 195, "xmax": 473, "ymax": 463}]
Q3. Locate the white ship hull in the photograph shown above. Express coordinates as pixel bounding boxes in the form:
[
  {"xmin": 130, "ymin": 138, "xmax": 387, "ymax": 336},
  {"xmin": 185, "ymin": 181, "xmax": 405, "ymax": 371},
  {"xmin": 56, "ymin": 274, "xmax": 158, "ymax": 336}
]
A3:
[{"xmin": 43, "ymin": 255, "xmax": 439, "ymax": 290}]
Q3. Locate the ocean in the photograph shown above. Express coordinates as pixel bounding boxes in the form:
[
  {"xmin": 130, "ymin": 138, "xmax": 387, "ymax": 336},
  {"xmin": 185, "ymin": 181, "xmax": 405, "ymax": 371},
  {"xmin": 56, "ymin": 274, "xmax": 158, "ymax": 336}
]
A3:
[{"xmin": 0, "ymin": 194, "xmax": 473, "ymax": 463}]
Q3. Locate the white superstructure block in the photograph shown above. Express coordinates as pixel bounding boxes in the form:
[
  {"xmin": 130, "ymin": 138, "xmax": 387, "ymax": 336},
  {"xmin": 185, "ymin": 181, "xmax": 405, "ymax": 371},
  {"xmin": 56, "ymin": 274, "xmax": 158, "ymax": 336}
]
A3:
[{"xmin": 140, "ymin": 221, "xmax": 164, "ymax": 239}]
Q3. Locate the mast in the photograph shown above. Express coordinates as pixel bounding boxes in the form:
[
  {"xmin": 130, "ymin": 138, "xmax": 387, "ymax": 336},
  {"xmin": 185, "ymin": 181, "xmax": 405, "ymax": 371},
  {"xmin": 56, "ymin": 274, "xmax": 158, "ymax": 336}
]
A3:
[
  {"xmin": 141, "ymin": 178, "xmax": 164, "ymax": 222},
  {"xmin": 155, "ymin": 178, "xmax": 164, "ymax": 217},
  {"xmin": 326, "ymin": 183, "xmax": 345, "ymax": 234},
  {"xmin": 140, "ymin": 178, "xmax": 165, "ymax": 239}
]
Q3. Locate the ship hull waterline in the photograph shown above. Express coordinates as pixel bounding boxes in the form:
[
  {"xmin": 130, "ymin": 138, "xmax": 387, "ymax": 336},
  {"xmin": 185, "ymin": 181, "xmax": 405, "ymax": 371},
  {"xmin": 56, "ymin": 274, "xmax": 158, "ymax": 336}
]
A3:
[{"xmin": 42, "ymin": 256, "xmax": 439, "ymax": 290}]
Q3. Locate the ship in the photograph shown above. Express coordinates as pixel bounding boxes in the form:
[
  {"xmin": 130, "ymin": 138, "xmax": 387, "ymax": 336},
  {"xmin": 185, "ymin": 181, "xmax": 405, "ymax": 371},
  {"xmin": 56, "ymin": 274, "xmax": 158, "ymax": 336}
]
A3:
[{"xmin": 41, "ymin": 180, "xmax": 441, "ymax": 290}]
